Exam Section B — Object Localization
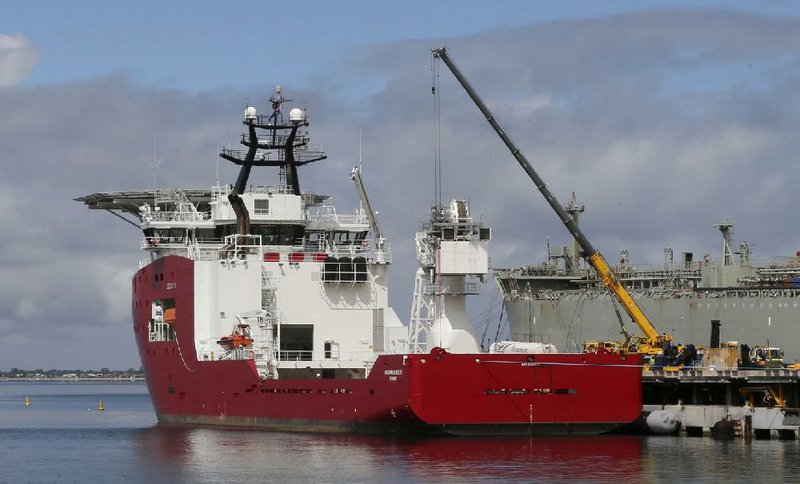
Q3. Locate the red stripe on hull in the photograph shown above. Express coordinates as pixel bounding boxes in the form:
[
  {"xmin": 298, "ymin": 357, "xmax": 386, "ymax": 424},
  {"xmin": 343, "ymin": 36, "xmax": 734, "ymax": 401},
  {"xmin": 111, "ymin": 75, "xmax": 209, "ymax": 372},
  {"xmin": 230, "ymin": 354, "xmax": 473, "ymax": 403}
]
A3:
[{"xmin": 132, "ymin": 256, "xmax": 642, "ymax": 435}]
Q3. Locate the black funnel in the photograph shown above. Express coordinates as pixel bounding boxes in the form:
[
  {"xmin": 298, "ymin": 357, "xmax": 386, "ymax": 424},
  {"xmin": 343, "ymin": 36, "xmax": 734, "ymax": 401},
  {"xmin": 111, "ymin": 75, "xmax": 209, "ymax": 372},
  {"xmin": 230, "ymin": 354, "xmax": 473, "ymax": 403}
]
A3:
[{"xmin": 710, "ymin": 320, "xmax": 721, "ymax": 348}]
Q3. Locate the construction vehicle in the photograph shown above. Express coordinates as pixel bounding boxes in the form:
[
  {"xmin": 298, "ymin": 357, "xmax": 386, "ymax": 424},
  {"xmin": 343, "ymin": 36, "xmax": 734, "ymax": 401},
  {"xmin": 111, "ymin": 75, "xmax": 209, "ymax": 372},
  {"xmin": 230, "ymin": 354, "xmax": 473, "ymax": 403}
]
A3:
[
  {"xmin": 740, "ymin": 386, "xmax": 786, "ymax": 408},
  {"xmin": 749, "ymin": 346, "xmax": 784, "ymax": 368},
  {"xmin": 432, "ymin": 47, "xmax": 672, "ymax": 356}
]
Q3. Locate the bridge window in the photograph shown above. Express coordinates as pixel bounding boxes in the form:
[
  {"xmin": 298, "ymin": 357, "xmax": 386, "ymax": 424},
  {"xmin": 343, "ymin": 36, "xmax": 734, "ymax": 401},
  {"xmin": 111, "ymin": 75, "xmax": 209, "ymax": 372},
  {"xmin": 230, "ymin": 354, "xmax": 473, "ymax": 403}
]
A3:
[
  {"xmin": 214, "ymin": 224, "xmax": 237, "ymax": 239},
  {"xmin": 251, "ymin": 224, "xmax": 305, "ymax": 246},
  {"xmin": 195, "ymin": 228, "xmax": 216, "ymax": 242}
]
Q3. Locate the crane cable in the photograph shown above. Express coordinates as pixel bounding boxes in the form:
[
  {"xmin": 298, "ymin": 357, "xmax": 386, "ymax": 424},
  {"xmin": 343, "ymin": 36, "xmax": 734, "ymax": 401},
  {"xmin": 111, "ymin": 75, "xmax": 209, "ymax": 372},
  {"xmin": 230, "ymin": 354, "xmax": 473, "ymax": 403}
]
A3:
[
  {"xmin": 493, "ymin": 300, "xmax": 506, "ymax": 346},
  {"xmin": 431, "ymin": 53, "xmax": 442, "ymax": 207},
  {"xmin": 431, "ymin": 52, "xmax": 444, "ymax": 348}
]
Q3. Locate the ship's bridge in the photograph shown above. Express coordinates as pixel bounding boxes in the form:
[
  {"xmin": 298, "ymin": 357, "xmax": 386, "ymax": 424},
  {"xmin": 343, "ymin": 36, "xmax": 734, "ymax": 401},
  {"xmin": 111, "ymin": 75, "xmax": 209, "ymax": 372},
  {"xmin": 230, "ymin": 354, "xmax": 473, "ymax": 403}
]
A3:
[{"xmin": 76, "ymin": 184, "xmax": 380, "ymax": 260}]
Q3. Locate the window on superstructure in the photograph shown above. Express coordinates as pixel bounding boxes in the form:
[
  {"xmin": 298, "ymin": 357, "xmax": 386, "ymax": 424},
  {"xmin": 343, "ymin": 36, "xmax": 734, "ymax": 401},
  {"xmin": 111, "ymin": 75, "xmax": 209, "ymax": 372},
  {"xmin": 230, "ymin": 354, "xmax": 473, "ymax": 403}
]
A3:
[
  {"xmin": 215, "ymin": 224, "xmax": 236, "ymax": 239},
  {"xmin": 332, "ymin": 231, "xmax": 366, "ymax": 246},
  {"xmin": 194, "ymin": 228, "xmax": 216, "ymax": 243},
  {"xmin": 306, "ymin": 231, "xmax": 324, "ymax": 250},
  {"xmin": 251, "ymin": 224, "xmax": 305, "ymax": 246},
  {"xmin": 279, "ymin": 324, "xmax": 313, "ymax": 361},
  {"xmin": 168, "ymin": 228, "xmax": 185, "ymax": 241},
  {"xmin": 280, "ymin": 225, "xmax": 301, "ymax": 246},
  {"xmin": 332, "ymin": 231, "xmax": 349, "ymax": 245},
  {"xmin": 254, "ymin": 199, "xmax": 270, "ymax": 215},
  {"xmin": 251, "ymin": 226, "xmax": 279, "ymax": 245}
]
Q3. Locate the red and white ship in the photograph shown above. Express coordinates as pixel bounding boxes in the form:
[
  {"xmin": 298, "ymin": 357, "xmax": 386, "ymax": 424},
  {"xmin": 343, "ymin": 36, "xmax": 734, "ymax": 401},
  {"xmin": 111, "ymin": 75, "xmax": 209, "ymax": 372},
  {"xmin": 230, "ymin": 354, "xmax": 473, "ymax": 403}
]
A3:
[{"xmin": 78, "ymin": 86, "xmax": 641, "ymax": 435}]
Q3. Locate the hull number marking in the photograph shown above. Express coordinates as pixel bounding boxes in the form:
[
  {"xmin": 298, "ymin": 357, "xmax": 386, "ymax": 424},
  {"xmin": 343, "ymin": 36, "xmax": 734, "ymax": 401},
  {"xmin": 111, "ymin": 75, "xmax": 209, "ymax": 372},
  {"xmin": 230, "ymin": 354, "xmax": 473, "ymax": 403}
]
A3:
[{"xmin": 385, "ymin": 369, "xmax": 403, "ymax": 381}]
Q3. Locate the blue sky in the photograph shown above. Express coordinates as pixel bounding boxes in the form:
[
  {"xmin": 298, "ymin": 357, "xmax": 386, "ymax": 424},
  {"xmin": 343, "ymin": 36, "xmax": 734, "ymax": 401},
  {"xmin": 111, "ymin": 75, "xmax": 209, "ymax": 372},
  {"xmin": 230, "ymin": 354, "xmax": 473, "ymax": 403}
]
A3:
[
  {"xmin": 3, "ymin": 2, "xmax": 800, "ymax": 368},
  {"xmin": 6, "ymin": 0, "xmax": 798, "ymax": 91}
]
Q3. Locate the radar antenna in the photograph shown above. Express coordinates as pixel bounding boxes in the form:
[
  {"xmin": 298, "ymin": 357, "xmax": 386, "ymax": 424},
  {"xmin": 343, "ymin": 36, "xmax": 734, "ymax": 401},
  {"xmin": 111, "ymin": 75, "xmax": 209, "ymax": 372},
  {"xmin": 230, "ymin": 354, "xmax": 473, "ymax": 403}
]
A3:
[{"xmin": 219, "ymin": 85, "xmax": 327, "ymax": 236}]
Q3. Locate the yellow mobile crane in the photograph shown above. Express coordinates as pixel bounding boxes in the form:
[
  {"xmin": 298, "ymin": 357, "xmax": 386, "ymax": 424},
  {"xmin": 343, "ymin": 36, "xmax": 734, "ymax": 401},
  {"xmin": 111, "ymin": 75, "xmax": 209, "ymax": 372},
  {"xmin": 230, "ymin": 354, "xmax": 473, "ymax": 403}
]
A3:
[{"xmin": 432, "ymin": 47, "xmax": 670, "ymax": 355}]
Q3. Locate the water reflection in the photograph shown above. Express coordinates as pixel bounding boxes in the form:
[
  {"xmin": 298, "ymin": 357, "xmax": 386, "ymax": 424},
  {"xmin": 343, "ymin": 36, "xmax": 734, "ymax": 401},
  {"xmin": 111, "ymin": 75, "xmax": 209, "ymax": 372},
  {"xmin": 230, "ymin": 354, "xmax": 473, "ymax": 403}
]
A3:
[
  {"xmin": 402, "ymin": 436, "xmax": 641, "ymax": 481},
  {"xmin": 4, "ymin": 383, "xmax": 799, "ymax": 482},
  {"xmin": 133, "ymin": 426, "xmax": 642, "ymax": 482},
  {"xmin": 642, "ymin": 435, "xmax": 800, "ymax": 482}
]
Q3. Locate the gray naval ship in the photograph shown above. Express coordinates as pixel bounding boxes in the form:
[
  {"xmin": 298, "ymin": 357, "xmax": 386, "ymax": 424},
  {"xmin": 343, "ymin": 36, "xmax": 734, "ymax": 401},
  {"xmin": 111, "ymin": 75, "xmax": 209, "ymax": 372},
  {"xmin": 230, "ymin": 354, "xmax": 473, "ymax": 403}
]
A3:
[{"xmin": 494, "ymin": 194, "xmax": 800, "ymax": 362}]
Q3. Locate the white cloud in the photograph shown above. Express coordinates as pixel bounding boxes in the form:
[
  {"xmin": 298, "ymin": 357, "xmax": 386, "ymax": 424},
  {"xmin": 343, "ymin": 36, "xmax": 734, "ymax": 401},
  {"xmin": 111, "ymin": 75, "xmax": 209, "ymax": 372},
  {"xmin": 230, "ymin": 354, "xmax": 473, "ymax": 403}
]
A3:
[{"xmin": 0, "ymin": 33, "xmax": 39, "ymax": 87}]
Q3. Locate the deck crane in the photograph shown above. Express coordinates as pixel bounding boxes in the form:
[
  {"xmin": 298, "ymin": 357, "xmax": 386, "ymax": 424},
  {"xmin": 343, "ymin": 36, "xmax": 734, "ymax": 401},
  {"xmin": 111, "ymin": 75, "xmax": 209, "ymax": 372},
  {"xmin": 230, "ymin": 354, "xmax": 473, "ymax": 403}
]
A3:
[
  {"xmin": 350, "ymin": 166, "xmax": 386, "ymax": 251},
  {"xmin": 432, "ymin": 47, "xmax": 671, "ymax": 355}
]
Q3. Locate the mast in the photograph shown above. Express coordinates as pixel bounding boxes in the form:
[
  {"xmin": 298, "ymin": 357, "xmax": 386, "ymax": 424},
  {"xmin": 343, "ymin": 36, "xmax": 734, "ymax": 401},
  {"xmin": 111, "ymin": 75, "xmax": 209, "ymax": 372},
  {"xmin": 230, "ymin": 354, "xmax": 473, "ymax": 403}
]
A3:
[
  {"xmin": 715, "ymin": 221, "xmax": 734, "ymax": 267},
  {"xmin": 219, "ymin": 85, "xmax": 327, "ymax": 235},
  {"xmin": 565, "ymin": 192, "xmax": 585, "ymax": 273}
]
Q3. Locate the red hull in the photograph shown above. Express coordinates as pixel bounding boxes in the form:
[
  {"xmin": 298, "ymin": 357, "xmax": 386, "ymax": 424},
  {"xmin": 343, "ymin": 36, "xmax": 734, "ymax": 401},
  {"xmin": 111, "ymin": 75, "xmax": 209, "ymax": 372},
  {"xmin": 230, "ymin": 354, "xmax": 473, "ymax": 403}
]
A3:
[{"xmin": 133, "ymin": 256, "xmax": 642, "ymax": 435}]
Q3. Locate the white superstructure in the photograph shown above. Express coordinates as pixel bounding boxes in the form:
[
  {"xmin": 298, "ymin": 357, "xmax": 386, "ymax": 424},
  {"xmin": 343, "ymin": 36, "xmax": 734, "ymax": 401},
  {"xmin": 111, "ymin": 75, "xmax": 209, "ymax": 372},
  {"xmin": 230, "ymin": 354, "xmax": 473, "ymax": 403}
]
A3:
[
  {"xmin": 409, "ymin": 199, "xmax": 492, "ymax": 353},
  {"xmin": 79, "ymin": 87, "xmax": 412, "ymax": 380},
  {"xmin": 145, "ymin": 182, "xmax": 412, "ymax": 377}
]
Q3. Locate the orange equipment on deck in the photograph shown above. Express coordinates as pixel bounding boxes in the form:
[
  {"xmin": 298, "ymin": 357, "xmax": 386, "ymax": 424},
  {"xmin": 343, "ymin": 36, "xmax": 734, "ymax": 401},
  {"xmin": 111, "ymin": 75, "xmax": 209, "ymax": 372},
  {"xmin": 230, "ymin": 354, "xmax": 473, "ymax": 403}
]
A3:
[{"xmin": 217, "ymin": 323, "xmax": 253, "ymax": 350}]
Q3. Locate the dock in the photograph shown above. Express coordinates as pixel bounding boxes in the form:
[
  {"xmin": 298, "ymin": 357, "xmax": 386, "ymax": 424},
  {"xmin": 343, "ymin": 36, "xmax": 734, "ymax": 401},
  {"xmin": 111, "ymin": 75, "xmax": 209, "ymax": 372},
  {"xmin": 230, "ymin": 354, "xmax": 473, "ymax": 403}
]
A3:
[{"xmin": 642, "ymin": 367, "xmax": 800, "ymax": 439}]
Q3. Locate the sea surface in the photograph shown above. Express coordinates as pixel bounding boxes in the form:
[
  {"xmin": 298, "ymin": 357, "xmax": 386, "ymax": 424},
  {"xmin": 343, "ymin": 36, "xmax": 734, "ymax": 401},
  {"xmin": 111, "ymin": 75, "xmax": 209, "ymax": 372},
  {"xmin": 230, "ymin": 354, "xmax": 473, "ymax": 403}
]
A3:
[{"xmin": 1, "ymin": 382, "xmax": 798, "ymax": 483}]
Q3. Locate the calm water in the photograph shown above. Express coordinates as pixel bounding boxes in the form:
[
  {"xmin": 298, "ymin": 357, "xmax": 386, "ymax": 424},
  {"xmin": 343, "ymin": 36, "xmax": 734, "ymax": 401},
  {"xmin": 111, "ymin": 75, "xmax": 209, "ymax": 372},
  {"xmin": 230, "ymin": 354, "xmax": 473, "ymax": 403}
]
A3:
[{"xmin": 1, "ymin": 382, "xmax": 798, "ymax": 483}]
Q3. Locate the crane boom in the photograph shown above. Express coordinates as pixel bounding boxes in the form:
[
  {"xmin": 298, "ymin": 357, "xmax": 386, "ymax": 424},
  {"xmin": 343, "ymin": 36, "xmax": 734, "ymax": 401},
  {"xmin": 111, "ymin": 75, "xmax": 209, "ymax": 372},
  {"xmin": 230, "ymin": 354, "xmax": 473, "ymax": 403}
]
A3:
[
  {"xmin": 350, "ymin": 166, "xmax": 386, "ymax": 251},
  {"xmin": 432, "ymin": 47, "xmax": 664, "ymax": 347}
]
